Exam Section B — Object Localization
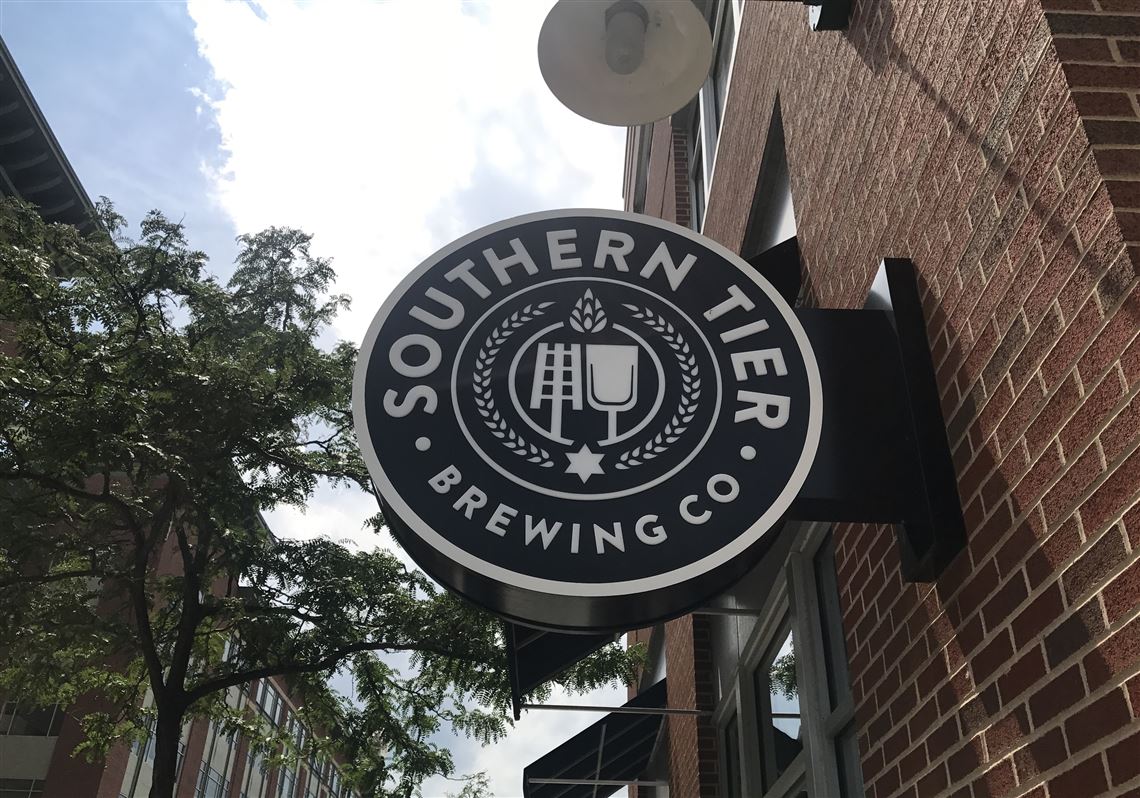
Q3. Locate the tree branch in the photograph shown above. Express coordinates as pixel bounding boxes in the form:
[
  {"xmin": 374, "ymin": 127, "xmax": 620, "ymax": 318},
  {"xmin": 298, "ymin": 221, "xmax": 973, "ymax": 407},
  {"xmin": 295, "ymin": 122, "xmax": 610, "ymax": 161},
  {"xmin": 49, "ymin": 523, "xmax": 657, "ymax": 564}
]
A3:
[{"xmin": 186, "ymin": 641, "xmax": 474, "ymax": 703}]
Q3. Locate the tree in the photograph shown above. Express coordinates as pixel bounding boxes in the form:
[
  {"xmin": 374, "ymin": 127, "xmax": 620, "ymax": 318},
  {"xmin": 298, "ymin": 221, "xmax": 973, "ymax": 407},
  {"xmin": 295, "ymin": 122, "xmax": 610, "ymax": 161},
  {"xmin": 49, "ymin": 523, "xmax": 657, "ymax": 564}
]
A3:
[{"xmin": 0, "ymin": 199, "xmax": 642, "ymax": 798}]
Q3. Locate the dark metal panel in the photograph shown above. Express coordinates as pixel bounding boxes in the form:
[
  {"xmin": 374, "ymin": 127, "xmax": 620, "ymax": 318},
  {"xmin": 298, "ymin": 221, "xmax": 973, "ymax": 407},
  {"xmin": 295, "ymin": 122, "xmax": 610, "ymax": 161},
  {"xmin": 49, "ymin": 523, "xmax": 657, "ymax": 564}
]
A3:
[
  {"xmin": 505, "ymin": 623, "xmax": 616, "ymax": 720},
  {"xmin": 745, "ymin": 236, "xmax": 801, "ymax": 307},
  {"xmin": 788, "ymin": 259, "xmax": 966, "ymax": 580},
  {"xmin": 522, "ymin": 680, "xmax": 667, "ymax": 798}
]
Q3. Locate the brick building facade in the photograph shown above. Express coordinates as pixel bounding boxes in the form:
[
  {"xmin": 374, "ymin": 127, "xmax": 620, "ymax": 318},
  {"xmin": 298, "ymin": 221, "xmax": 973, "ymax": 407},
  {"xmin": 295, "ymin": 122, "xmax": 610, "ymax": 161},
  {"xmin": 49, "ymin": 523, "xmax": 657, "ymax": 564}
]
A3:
[{"xmin": 624, "ymin": 1, "xmax": 1140, "ymax": 796}]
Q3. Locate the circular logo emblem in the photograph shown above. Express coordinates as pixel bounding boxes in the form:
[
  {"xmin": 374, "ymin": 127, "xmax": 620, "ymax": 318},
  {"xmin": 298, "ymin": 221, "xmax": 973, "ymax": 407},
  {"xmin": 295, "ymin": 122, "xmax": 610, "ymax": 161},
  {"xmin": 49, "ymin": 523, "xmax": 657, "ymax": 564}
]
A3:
[{"xmin": 354, "ymin": 210, "xmax": 822, "ymax": 631}]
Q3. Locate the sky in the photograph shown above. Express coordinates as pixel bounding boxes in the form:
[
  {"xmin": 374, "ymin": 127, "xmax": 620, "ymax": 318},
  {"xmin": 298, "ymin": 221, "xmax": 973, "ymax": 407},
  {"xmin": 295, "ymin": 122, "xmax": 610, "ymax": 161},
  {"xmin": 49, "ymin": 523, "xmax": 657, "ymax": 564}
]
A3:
[{"xmin": 0, "ymin": 1, "xmax": 629, "ymax": 794}]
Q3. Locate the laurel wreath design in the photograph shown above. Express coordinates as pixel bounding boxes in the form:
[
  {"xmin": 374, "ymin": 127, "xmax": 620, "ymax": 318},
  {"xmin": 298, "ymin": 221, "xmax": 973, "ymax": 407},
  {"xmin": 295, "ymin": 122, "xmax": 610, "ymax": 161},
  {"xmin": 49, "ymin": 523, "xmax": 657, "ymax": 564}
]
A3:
[
  {"xmin": 472, "ymin": 303, "xmax": 556, "ymax": 468},
  {"xmin": 615, "ymin": 305, "xmax": 701, "ymax": 470}
]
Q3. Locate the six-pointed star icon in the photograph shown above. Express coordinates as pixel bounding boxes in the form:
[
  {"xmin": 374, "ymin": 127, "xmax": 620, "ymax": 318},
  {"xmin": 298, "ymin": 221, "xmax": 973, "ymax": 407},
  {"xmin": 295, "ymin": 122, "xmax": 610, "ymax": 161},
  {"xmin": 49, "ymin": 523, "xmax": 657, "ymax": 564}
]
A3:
[{"xmin": 564, "ymin": 444, "xmax": 605, "ymax": 483}]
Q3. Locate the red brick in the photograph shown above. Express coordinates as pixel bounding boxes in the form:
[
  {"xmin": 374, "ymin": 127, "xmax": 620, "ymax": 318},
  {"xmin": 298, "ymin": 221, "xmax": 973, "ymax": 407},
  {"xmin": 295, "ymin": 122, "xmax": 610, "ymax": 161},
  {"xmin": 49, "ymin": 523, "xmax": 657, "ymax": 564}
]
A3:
[
  {"xmin": 986, "ymin": 703, "xmax": 1030, "ymax": 759},
  {"xmin": 1099, "ymin": 391, "xmax": 1140, "ymax": 465},
  {"xmin": 959, "ymin": 683, "xmax": 1000, "ymax": 736},
  {"xmin": 1065, "ymin": 63, "xmax": 1140, "ymax": 91},
  {"xmin": 1094, "ymin": 147, "xmax": 1140, "ymax": 178},
  {"xmin": 908, "ymin": 695, "xmax": 939, "ymax": 741},
  {"xmin": 982, "ymin": 571, "xmax": 1029, "ymax": 633},
  {"xmin": 899, "ymin": 743, "xmax": 928, "ymax": 785},
  {"xmin": 1121, "ymin": 328, "xmax": 1140, "ymax": 387},
  {"xmin": 948, "ymin": 737, "xmax": 985, "ymax": 783},
  {"xmin": 1048, "ymin": 752, "xmax": 1109, "ymax": 798},
  {"xmin": 995, "ymin": 519, "xmax": 1037, "ymax": 577},
  {"xmin": 1059, "ymin": 370, "xmax": 1126, "ymax": 455},
  {"xmin": 1084, "ymin": 613, "xmax": 1140, "ymax": 689},
  {"xmin": 1064, "ymin": 526, "xmax": 1129, "ymax": 605},
  {"xmin": 874, "ymin": 762, "xmax": 901, "ymax": 798},
  {"xmin": 1126, "ymin": 504, "xmax": 1140, "ymax": 550},
  {"xmin": 1081, "ymin": 445, "xmax": 1140, "ymax": 535},
  {"xmin": 1041, "ymin": 446, "xmax": 1105, "ymax": 528},
  {"xmin": 973, "ymin": 757, "xmax": 1016, "ymax": 798},
  {"xmin": 1066, "ymin": 688, "xmax": 1132, "ymax": 753},
  {"xmin": 1029, "ymin": 663, "xmax": 1085, "ymax": 725},
  {"xmin": 883, "ymin": 723, "xmax": 910, "ymax": 767},
  {"xmin": 1052, "ymin": 38, "xmax": 1114, "ymax": 62},
  {"xmin": 1128, "ymin": 673, "xmax": 1140, "ymax": 715},
  {"xmin": 927, "ymin": 714, "xmax": 962, "ymax": 765},
  {"xmin": 1046, "ymin": 598, "xmax": 1107, "ymax": 668},
  {"xmin": 916, "ymin": 763, "xmax": 948, "ymax": 798},
  {"xmin": 1073, "ymin": 91, "xmax": 1138, "ymax": 118},
  {"xmin": 1107, "ymin": 179, "xmax": 1140, "ymax": 211},
  {"xmin": 1107, "ymin": 729, "xmax": 1140, "ymax": 786},
  {"xmin": 1103, "ymin": 551, "xmax": 1140, "ymax": 624},
  {"xmin": 998, "ymin": 644, "xmax": 1047, "ymax": 705},
  {"xmin": 973, "ymin": 630, "xmax": 1015, "ymax": 684},
  {"xmin": 1014, "ymin": 726, "xmax": 1067, "ymax": 782},
  {"xmin": 953, "ymin": 559, "xmax": 1000, "ymax": 622},
  {"xmin": 1012, "ymin": 582, "xmax": 1065, "ymax": 649}
]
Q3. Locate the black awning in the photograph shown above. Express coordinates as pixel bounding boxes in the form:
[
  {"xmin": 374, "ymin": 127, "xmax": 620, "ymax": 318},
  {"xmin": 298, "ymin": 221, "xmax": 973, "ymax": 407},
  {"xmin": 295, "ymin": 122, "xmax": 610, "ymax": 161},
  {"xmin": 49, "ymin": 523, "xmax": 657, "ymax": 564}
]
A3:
[
  {"xmin": 505, "ymin": 622, "xmax": 616, "ymax": 720},
  {"xmin": 522, "ymin": 679, "xmax": 667, "ymax": 798}
]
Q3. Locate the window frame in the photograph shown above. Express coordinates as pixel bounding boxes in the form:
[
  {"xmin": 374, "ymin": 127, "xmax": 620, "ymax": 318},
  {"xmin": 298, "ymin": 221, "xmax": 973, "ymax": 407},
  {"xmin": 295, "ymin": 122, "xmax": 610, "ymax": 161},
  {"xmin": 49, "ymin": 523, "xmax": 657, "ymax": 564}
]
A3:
[
  {"xmin": 687, "ymin": 0, "xmax": 742, "ymax": 231},
  {"xmin": 712, "ymin": 522, "xmax": 862, "ymax": 798}
]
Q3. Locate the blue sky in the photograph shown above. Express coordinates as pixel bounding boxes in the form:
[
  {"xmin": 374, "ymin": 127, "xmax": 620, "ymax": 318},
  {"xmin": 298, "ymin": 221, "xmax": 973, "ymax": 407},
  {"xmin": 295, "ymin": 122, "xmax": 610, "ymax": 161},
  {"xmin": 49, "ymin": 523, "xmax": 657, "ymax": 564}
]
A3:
[
  {"xmin": 2, "ymin": 1, "xmax": 238, "ymax": 264},
  {"xmin": 2, "ymin": 1, "xmax": 628, "ymax": 795}
]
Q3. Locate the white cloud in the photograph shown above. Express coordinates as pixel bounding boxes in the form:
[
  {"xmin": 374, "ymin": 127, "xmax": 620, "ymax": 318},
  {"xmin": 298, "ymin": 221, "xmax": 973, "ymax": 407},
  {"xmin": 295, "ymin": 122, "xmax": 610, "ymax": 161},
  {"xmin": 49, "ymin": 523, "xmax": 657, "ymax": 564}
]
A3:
[
  {"xmin": 187, "ymin": 2, "xmax": 630, "ymax": 795},
  {"xmin": 187, "ymin": 0, "xmax": 625, "ymax": 343}
]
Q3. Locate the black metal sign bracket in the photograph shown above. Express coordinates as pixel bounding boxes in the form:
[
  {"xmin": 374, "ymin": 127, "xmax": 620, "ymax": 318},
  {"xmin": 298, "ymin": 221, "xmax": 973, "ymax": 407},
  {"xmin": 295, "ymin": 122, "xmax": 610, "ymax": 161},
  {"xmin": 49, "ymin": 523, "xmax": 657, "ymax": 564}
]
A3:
[{"xmin": 747, "ymin": 247, "xmax": 966, "ymax": 581}]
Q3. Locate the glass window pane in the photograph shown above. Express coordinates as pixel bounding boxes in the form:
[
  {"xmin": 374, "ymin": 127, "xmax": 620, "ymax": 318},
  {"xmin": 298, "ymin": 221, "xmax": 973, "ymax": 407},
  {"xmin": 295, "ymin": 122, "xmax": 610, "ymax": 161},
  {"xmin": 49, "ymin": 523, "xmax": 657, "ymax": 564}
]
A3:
[
  {"xmin": 712, "ymin": 4, "xmax": 736, "ymax": 132},
  {"xmin": 722, "ymin": 713, "xmax": 741, "ymax": 798},
  {"xmin": 7, "ymin": 705, "xmax": 56, "ymax": 736},
  {"xmin": 0, "ymin": 703, "xmax": 17, "ymax": 735},
  {"xmin": 753, "ymin": 625, "xmax": 803, "ymax": 791},
  {"xmin": 47, "ymin": 706, "xmax": 63, "ymax": 736}
]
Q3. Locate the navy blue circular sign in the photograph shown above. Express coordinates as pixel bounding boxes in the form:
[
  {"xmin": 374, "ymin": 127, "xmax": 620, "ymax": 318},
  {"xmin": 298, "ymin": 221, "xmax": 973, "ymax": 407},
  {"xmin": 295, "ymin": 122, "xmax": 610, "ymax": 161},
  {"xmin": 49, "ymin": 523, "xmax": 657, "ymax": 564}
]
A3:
[{"xmin": 353, "ymin": 210, "xmax": 821, "ymax": 632}]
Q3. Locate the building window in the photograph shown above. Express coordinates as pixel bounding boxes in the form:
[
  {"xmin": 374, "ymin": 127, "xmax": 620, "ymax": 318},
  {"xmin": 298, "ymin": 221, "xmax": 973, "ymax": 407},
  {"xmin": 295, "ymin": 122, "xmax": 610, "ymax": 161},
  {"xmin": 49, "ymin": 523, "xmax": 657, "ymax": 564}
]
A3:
[
  {"xmin": 710, "ymin": 3, "xmax": 736, "ymax": 131},
  {"xmin": 0, "ymin": 703, "xmax": 64, "ymax": 736},
  {"xmin": 753, "ymin": 622, "xmax": 803, "ymax": 792},
  {"xmin": 240, "ymin": 748, "xmax": 269, "ymax": 798},
  {"xmin": 275, "ymin": 765, "xmax": 295, "ymax": 798},
  {"xmin": 688, "ymin": 112, "xmax": 705, "ymax": 232},
  {"xmin": 721, "ymin": 712, "xmax": 742, "ymax": 798},
  {"xmin": 625, "ymin": 123, "xmax": 652, "ymax": 214},
  {"xmin": 687, "ymin": 0, "xmax": 741, "ymax": 231},
  {"xmin": 0, "ymin": 779, "xmax": 45, "ymax": 798},
  {"xmin": 713, "ymin": 524, "xmax": 863, "ymax": 798}
]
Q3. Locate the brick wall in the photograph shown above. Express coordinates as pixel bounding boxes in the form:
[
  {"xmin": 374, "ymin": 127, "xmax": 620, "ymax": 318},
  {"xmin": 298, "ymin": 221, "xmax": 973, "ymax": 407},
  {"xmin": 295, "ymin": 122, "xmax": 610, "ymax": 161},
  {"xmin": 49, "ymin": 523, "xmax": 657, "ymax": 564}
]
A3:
[{"xmin": 636, "ymin": 0, "xmax": 1139, "ymax": 795}]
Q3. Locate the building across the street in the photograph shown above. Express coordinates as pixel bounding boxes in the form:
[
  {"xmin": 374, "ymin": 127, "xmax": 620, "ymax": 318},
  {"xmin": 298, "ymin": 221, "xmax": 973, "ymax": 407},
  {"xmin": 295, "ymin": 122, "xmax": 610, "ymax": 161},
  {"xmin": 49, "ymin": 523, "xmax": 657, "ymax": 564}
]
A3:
[
  {"xmin": 2, "ymin": 674, "xmax": 357, "ymax": 798},
  {"xmin": 0, "ymin": 36, "xmax": 360, "ymax": 798},
  {"xmin": 602, "ymin": 0, "xmax": 1140, "ymax": 796}
]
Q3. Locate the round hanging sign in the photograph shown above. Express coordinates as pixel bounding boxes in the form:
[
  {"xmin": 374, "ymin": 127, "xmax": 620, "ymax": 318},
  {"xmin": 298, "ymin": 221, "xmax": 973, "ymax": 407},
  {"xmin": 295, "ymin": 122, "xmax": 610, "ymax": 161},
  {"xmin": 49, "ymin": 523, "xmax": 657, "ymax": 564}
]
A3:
[{"xmin": 353, "ymin": 210, "xmax": 822, "ymax": 632}]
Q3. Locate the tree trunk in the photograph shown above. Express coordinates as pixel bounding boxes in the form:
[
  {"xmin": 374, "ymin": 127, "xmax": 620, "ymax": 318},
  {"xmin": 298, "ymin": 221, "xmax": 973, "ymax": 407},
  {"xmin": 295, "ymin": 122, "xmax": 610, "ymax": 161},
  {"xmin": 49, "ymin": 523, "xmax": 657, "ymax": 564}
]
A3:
[{"xmin": 149, "ymin": 700, "xmax": 186, "ymax": 798}]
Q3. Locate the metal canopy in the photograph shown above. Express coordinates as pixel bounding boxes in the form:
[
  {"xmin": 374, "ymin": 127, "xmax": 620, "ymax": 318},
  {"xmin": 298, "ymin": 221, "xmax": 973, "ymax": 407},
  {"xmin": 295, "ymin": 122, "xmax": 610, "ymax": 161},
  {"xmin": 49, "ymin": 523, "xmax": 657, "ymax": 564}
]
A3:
[
  {"xmin": 522, "ymin": 679, "xmax": 667, "ymax": 798},
  {"xmin": 505, "ymin": 623, "xmax": 616, "ymax": 720}
]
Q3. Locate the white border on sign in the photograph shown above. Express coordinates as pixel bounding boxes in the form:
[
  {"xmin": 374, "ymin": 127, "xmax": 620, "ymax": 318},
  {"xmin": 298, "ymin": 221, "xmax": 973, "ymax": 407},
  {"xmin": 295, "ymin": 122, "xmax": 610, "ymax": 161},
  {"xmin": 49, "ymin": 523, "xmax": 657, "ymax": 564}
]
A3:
[{"xmin": 351, "ymin": 209, "xmax": 824, "ymax": 599}]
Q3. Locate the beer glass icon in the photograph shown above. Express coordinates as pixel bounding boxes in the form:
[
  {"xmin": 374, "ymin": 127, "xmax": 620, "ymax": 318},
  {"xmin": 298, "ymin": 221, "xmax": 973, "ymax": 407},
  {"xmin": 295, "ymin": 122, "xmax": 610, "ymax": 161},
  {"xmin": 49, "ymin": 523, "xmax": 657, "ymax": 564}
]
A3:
[{"xmin": 586, "ymin": 344, "xmax": 639, "ymax": 444}]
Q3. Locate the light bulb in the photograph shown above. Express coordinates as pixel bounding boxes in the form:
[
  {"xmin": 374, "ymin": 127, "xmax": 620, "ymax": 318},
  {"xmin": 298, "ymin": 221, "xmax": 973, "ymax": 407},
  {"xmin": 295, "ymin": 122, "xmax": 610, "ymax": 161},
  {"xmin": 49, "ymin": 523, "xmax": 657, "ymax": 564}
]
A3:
[{"xmin": 604, "ymin": 1, "xmax": 649, "ymax": 76}]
